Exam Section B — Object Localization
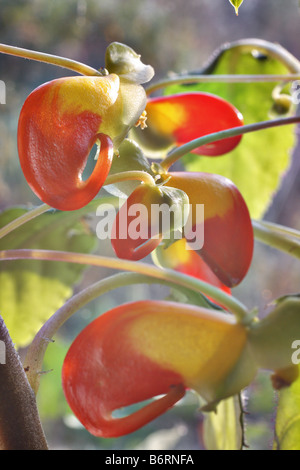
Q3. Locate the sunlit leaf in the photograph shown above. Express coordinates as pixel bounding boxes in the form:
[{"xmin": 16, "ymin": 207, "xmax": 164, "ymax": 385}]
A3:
[
  {"xmin": 37, "ymin": 337, "xmax": 70, "ymax": 419},
  {"xmin": 164, "ymin": 45, "xmax": 297, "ymax": 219},
  {"xmin": 229, "ymin": 0, "xmax": 244, "ymax": 15},
  {"xmin": 203, "ymin": 395, "xmax": 243, "ymax": 450},
  {"xmin": 0, "ymin": 203, "xmax": 102, "ymax": 347},
  {"xmin": 275, "ymin": 365, "xmax": 300, "ymax": 450}
]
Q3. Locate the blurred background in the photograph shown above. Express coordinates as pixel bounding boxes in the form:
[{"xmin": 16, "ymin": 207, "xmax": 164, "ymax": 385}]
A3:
[{"xmin": 0, "ymin": 0, "xmax": 299, "ymax": 450}]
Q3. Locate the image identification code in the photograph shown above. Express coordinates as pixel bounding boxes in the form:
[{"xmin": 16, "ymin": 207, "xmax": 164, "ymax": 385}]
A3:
[{"xmin": 105, "ymin": 454, "xmax": 194, "ymax": 466}]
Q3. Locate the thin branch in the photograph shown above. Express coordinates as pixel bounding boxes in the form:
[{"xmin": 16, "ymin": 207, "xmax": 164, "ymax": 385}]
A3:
[
  {"xmin": 252, "ymin": 220, "xmax": 300, "ymax": 258},
  {"xmin": 104, "ymin": 170, "xmax": 155, "ymax": 187},
  {"xmin": 0, "ymin": 204, "xmax": 50, "ymax": 241},
  {"xmin": 25, "ymin": 271, "xmax": 216, "ymax": 393},
  {"xmin": 146, "ymin": 73, "xmax": 300, "ymax": 96},
  {"xmin": 0, "ymin": 43, "xmax": 103, "ymax": 76},
  {"xmin": 161, "ymin": 115, "xmax": 300, "ymax": 171},
  {"xmin": 0, "ymin": 249, "xmax": 249, "ymax": 323}
]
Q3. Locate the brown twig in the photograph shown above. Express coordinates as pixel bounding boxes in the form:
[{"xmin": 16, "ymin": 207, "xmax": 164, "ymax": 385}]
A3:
[{"xmin": 0, "ymin": 316, "xmax": 48, "ymax": 450}]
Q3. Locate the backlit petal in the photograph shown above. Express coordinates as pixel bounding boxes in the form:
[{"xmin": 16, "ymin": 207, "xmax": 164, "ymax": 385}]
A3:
[
  {"xmin": 62, "ymin": 300, "xmax": 248, "ymax": 437},
  {"xmin": 146, "ymin": 92, "xmax": 243, "ymax": 156}
]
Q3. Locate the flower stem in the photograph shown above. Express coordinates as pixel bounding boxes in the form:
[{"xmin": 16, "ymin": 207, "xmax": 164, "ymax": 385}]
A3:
[
  {"xmin": 252, "ymin": 220, "xmax": 300, "ymax": 258},
  {"xmin": 0, "ymin": 43, "xmax": 103, "ymax": 76},
  {"xmin": 0, "ymin": 204, "xmax": 50, "ymax": 241},
  {"xmin": 253, "ymin": 220, "xmax": 300, "ymax": 240},
  {"xmin": 24, "ymin": 271, "xmax": 221, "ymax": 393},
  {"xmin": 0, "ymin": 172, "xmax": 152, "ymax": 243},
  {"xmin": 161, "ymin": 115, "xmax": 300, "ymax": 171},
  {"xmin": 146, "ymin": 73, "xmax": 300, "ymax": 96},
  {"xmin": 0, "ymin": 196, "xmax": 119, "ymax": 242},
  {"xmin": 146, "ymin": 38, "xmax": 300, "ymax": 95},
  {"xmin": 0, "ymin": 249, "xmax": 249, "ymax": 323},
  {"xmin": 227, "ymin": 39, "xmax": 300, "ymax": 74},
  {"xmin": 104, "ymin": 170, "xmax": 155, "ymax": 187}
]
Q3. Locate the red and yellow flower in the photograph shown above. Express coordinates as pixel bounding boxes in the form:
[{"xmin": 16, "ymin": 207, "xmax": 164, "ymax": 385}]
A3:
[
  {"xmin": 17, "ymin": 42, "xmax": 154, "ymax": 211},
  {"xmin": 62, "ymin": 296, "xmax": 300, "ymax": 438},
  {"xmin": 62, "ymin": 300, "xmax": 255, "ymax": 438},
  {"xmin": 112, "ymin": 170, "xmax": 253, "ymax": 288},
  {"xmin": 131, "ymin": 91, "xmax": 243, "ymax": 158}
]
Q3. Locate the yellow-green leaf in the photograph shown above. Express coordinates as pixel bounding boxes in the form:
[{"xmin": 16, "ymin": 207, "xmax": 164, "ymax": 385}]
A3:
[
  {"xmin": 203, "ymin": 395, "xmax": 243, "ymax": 450},
  {"xmin": 0, "ymin": 205, "xmax": 99, "ymax": 347},
  {"xmin": 275, "ymin": 366, "xmax": 300, "ymax": 450},
  {"xmin": 229, "ymin": 0, "xmax": 244, "ymax": 15},
  {"xmin": 164, "ymin": 43, "xmax": 297, "ymax": 219}
]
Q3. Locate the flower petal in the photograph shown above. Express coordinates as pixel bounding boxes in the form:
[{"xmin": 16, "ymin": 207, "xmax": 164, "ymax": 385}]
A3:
[
  {"xmin": 17, "ymin": 75, "xmax": 121, "ymax": 210},
  {"xmin": 18, "ymin": 73, "xmax": 148, "ymax": 210},
  {"xmin": 165, "ymin": 172, "xmax": 253, "ymax": 287},
  {"xmin": 146, "ymin": 92, "xmax": 244, "ymax": 156},
  {"xmin": 153, "ymin": 239, "xmax": 231, "ymax": 297}
]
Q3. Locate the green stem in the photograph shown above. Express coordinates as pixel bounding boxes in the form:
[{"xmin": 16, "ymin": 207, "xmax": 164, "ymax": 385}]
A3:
[
  {"xmin": 253, "ymin": 220, "xmax": 300, "ymax": 240},
  {"xmin": 0, "ymin": 248, "xmax": 249, "ymax": 322},
  {"xmin": 0, "ymin": 170, "xmax": 153, "ymax": 243},
  {"xmin": 227, "ymin": 39, "xmax": 300, "ymax": 74},
  {"xmin": 146, "ymin": 38, "xmax": 300, "ymax": 95},
  {"xmin": 0, "ymin": 43, "xmax": 103, "ymax": 76},
  {"xmin": 146, "ymin": 73, "xmax": 300, "ymax": 96},
  {"xmin": 252, "ymin": 220, "xmax": 300, "ymax": 258},
  {"xmin": 161, "ymin": 115, "xmax": 300, "ymax": 171},
  {"xmin": 104, "ymin": 170, "xmax": 155, "ymax": 187},
  {"xmin": 0, "ymin": 204, "xmax": 50, "ymax": 241},
  {"xmin": 24, "ymin": 271, "xmax": 218, "ymax": 394}
]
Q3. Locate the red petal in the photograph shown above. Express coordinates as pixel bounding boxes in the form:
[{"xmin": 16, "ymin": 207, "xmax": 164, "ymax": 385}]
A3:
[
  {"xmin": 62, "ymin": 300, "xmax": 247, "ymax": 437},
  {"xmin": 154, "ymin": 239, "xmax": 231, "ymax": 296},
  {"xmin": 111, "ymin": 184, "xmax": 165, "ymax": 261},
  {"xmin": 62, "ymin": 301, "xmax": 185, "ymax": 437},
  {"xmin": 166, "ymin": 172, "xmax": 253, "ymax": 287},
  {"xmin": 146, "ymin": 92, "xmax": 243, "ymax": 156},
  {"xmin": 17, "ymin": 77, "xmax": 115, "ymax": 210}
]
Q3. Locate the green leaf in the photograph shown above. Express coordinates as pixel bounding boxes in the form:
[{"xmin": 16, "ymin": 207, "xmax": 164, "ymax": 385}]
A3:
[
  {"xmin": 164, "ymin": 46, "xmax": 297, "ymax": 219},
  {"xmin": 275, "ymin": 366, "xmax": 300, "ymax": 450},
  {"xmin": 203, "ymin": 395, "xmax": 243, "ymax": 450},
  {"xmin": 229, "ymin": 0, "xmax": 244, "ymax": 15},
  {"xmin": 37, "ymin": 337, "xmax": 70, "ymax": 419},
  {"xmin": 248, "ymin": 295, "xmax": 300, "ymax": 372},
  {"xmin": 0, "ymin": 204, "xmax": 100, "ymax": 347}
]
